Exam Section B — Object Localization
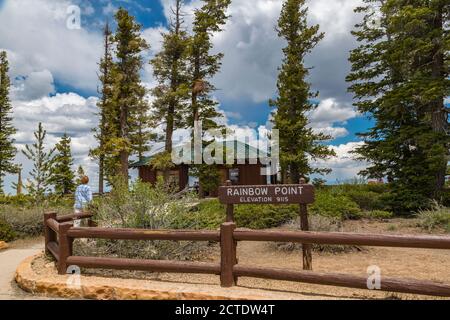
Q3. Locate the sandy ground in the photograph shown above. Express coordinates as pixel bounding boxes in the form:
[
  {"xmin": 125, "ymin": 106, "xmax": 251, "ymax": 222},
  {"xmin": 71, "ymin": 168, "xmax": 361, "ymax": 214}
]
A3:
[
  {"xmin": 5, "ymin": 218, "xmax": 450, "ymax": 300},
  {"xmin": 30, "ymin": 218, "xmax": 450, "ymax": 300},
  {"xmin": 0, "ymin": 237, "xmax": 62, "ymax": 300}
]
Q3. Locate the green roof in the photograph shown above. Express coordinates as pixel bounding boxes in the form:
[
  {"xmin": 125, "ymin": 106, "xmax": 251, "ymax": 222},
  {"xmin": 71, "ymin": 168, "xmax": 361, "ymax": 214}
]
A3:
[{"xmin": 130, "ymin": 140, "xmax": 270, "ymax": 168}]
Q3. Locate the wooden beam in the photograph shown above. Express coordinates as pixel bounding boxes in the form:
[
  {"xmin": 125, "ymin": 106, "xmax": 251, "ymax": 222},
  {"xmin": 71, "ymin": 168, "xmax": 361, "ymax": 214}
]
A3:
[
  {"xmin": 233, "ymin": 230, "xmax": 450, "ymax": 250},
  {"xmin": 46, "ymin": 218, "xmax": 60, "ymax": 234},
  {"xmin": 44, "ymin": 212, "xmax": 57, "ymax": 256},
  {"xmin": 66, "ymin": 256, "xmax": 221, "ymax": 275},
  {"xmin": 233, "ymin": 265, "xmax": 450, "ymax": 297},
  {"xmin": 46, "ymin": 241, "xmax": 59, "ymax": 261},
  {"xmin": 67, "ymin": 227, "xmax": 220, "ymax": 242},
  {"xmin": 56, "ymin": 212, "xmax": 93, "ymax": 223}
]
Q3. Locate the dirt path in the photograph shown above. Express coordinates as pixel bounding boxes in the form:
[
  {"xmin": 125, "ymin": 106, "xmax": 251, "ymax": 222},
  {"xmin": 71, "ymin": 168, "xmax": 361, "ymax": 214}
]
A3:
[{"xmin": 0, "ymin": 237, "xmax": 55, "ymax": 300}]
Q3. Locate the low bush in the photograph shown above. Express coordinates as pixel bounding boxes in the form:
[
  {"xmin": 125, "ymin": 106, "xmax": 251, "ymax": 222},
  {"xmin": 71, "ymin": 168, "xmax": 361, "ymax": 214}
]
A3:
[
  {"xmin": 362, "ymin": 210, "xmax": 394, "ymax": 220},
  {"xmin": 343, "ymin": 189, "xmax": 385, "ymax": 211},
  {"xmin": 0, "ymin": 204, "xmax": 73, "ymax": 239},
  {"xmin": 0, "ymin": 194, "xmax": 74, "ymax": 208},
  {"xmin": 0, "ymin": 218, "xmax": 16, "ymax": 242},
  {"xmin": 83, "ymin": 178, "xmax": 210, "ymax": 261},
  {"xmin": 417, "ymin": 202, "xmax": 450, "ymax": 233},
  {"xmin": 172, "ymin": 199, "xmax": 298, "ymax": 230},
  {"xmin": 0, "ymin": 194, "xmax": 35, "ymax": 207},
  {"xmin": 234, "ymin": 204, "xmax": 297, "ymax": 229},
  {"xmin": 310, "ymin": 191, "xmax": 362, "ymax": 220}
]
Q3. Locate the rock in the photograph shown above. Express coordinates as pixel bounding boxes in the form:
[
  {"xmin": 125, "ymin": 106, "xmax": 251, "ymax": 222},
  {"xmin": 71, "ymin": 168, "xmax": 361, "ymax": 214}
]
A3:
[
  {"xmin": 0, "ymin": 241, "xmax": 9, "ymax": 251},
  {"xmin": 15, "ymin": 253, "xmax": 323, "ymax": 300}
]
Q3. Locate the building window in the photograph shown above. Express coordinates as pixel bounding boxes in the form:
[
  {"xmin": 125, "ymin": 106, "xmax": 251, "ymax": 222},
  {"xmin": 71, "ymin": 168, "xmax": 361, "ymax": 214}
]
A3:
[{"xmin": 229, "ymin": 168, "xmax": 239, "ymax": 185}]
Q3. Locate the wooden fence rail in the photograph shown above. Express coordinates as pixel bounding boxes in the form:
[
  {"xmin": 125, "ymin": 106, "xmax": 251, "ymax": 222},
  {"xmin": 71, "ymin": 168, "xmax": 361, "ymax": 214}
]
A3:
[{"xmin": 43, "ymin": 212, "xmax": 450, "ymax": 297}]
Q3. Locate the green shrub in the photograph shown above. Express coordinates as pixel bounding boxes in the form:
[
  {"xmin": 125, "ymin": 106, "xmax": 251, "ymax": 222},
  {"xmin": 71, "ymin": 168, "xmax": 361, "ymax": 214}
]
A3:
[
  {"xmin": 0, "ymin": 194, "xmax": 74, "ymax": 208},
  {"xmin": 343, "ymin": 189, "xmax": 385, "ymax": 211},
  {"xmin": 173, "ymin": 199, "xmax": 298, "ymax": 230},
  {"xmin": 0, "ymin": 202, "xmax": 73, "ymax": 239},
  {"xmin": 363, "ymin": 210, "xmax": 394, "ymax": 220},
  {"xmin": 0, "ymin": 194, "xmax": 35, "ymax": 207},
  {"xmin": 85, "ymin": 178, "xmax": 208, "ymax": 261},
  {"xmin": 171, "ymin": 199, "xmax": 224, "ymax": 230},
  {"xmin": 0, "ymin": 206, "xmax": 49, "ymax": 238},
  {"xmin": 234, "ymin": 204, "xmax": 297, "ymax": 229},
  {"xmin": 310, "ymin": 191, "xmax": 362, "ymax": 220},
  {"xmin": 0, "ymin": 218, "xmax": 16, "ymax": 242},
  {"xmin": 417, "ymin": 202, "xmax": 450, "ymax": 232}
]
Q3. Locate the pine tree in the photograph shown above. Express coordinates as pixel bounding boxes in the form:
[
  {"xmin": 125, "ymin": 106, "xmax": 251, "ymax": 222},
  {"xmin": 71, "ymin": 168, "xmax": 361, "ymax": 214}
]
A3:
[
  {"xmin": 75, "ymin": 165, "xmax": 86, "ymax": 185},
  {"xmin": 150, "ymin": 0, "xmax": 190, "ymax": 180},
  {"xmin": 186, "ymin": 0, "xmax": 231, "ymax": 197},
  {"xmin": 50, "ymin": 133, "xmax": 75, "ymax": 195},
  {"xmin": 347, "ymin": 0, "xmax": 449, "ymax": 213},
  {"xmin": 0, "ymin": 51, "xmax": 17, "ymax": 194},
  {"xmin": 22, "ymin": 123, "xmax": 55, "ymax": 199},
  {"xmin": 187, "ymin": 0, "xmax": 231, "ymax": 131},
  {"xmin": 110, "ymin": 8, "xmax": 150, "ymax": 180},
  {"xmin": 90, "ymin": 22, "xmax": 115, "ymax": 194},
  {"xmin": 270, "ymin": 0, "xmax": 335, "ymax": 184},
  {"xmin": 129, "ymin": 89, "xmax": 155, "ymax": 162}
]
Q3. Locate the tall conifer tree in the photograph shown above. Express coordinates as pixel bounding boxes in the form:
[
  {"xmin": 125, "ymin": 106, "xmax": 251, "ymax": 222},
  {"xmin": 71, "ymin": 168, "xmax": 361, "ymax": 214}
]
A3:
[
  {"xmin": 22, "ymin": 123, "xmax": 55, "ymax": 199},
  {"xmin": 270, "ymin": 0, "xmax": 335, "ymax": 184},
  {"xmin": 91, "ymin": 22, "xmax": 115, "ymax": 193},
  {"xmin": 347, "ymin": 0, "xmax": 449, "ymax": 213},
  {"xmin": 0, "ymin": 51, "xmax": 17, "ymax": 194},
  {"xmin": 188, "ymin": 0, "xmax": 231, "ymax": 131},
  {"xmin": 150, "ymin": 0, "xmax": 190, "ymax": 180},
  {"xmin": 110, "ymin": 8, "xmax": 150, "ymax": 180},
  {"xmin": 50, "ymin": 133, "xmax": 75, "ymax": 195},
  {"xmin": 187, "ymin": 0, "xmax": 231, "ymax": 197}
]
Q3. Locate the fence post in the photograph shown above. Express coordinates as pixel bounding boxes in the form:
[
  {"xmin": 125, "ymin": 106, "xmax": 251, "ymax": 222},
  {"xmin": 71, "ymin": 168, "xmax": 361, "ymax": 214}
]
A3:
[
  {"xmin": 58, "ymin": 222, "xmax": 73, "ymax": 275},
  {"xmin": 299, "ymin": 178, "xmax": 313, "ymax": 271},
  {"xmin": 220, "ymin": 222, "xmax": 237, "ymax": 287},
  {"xmin": 44, "ymin": 212, "xmax": 57, "ymax": 256}
]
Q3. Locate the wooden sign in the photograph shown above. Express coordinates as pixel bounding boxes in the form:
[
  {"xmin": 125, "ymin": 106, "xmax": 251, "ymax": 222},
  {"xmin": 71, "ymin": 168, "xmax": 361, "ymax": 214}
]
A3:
[{"xmin": 218, "ymin": 184, "xmax": 315, "ymax": 205}]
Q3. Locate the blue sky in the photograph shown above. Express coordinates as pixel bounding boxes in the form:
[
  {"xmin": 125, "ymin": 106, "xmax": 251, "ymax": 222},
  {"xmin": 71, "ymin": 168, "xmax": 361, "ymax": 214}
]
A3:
[{"xmin": 0, "ymin": 0, "xmax": 382, "ymax": 193}]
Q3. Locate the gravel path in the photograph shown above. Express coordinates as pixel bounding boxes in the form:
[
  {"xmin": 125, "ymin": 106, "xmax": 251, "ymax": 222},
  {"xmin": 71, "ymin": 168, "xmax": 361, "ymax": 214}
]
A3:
[{"xmin": 0, "ymin": 238, "xmax": 56, "ymax": 300}]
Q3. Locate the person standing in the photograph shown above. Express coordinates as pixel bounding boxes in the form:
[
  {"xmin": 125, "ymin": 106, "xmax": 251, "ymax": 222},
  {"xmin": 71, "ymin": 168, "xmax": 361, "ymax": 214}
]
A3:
[{"xmin": 74, "ymin": 176, "xmax": 93, "ymax": 227}]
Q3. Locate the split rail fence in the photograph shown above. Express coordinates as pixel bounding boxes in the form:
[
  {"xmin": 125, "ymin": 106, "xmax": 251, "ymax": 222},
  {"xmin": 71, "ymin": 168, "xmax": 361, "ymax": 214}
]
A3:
[{"xmin": 44, "ymin": 212, "xmax": 450, "ymax": 297}]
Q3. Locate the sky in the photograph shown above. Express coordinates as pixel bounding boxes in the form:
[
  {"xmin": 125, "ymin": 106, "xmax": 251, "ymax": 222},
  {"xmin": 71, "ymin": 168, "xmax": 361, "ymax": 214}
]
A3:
[{"xmin": 0, "ymin": 0, "xmax": 376, "ymax": 194}]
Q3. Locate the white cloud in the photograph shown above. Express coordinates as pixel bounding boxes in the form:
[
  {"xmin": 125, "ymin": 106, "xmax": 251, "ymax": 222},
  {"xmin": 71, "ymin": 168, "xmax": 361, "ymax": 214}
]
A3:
[
  {"xmin": 157, "ymin": 0, "xmax": 362, "ymax": 138},
  {"xmin": 308, "ymin": 98, "xmax": 359, "ymax": 139},
  {"xmin": 4, "ymin": 93, "xmax": 100, "ymax": 193},
  {"xmin": 11, "ymin": 69, "xmax": 55, "ymax": 101},
  {"xmin": 159, "ymin": 0, "xmax": 363, "ymax": 106},
  {"xmin": 0, "ymin": 0, "xmax": 370, "ymax": 193},
  {"xmin": 102, "ymin": 2, "xmax": 118, "ymax": 16},
  {"xmin": 0, "ymin": 0, "xmax": 103, "ymax": 93},
  {"xmin": 314, "ymin": 141, "xmax": 368, "ymax": 183}
]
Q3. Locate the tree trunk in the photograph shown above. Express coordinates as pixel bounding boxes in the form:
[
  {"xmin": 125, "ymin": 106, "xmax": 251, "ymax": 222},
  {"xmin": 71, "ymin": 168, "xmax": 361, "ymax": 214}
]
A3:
[
  {"xmin": 430, "ymin": 5, "xmax": 447, "ymax": 197},
  {"xmin": 120, "ymin": 88, "xmax": 129, "ymax": 182},
  {"xmin": 164, "ymin": 106, "xmax": 175, "ymax": 184},
  {"xmin": 99, "ymin": 155, "xmax": 104, "ymax": 194}
]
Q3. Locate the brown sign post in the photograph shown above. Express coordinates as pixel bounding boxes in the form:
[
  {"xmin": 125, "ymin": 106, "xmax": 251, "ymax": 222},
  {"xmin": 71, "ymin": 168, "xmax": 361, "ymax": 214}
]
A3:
[{"xmin": 218, "ymin": 179, "xmax": 315, "ymax": 271}]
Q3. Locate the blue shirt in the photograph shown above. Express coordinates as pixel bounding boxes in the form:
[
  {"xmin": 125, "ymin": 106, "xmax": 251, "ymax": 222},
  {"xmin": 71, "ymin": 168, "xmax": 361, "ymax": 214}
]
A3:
[{"xmin": 74, "ymin": 184, "xmax": 93, "ymax": 209}]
